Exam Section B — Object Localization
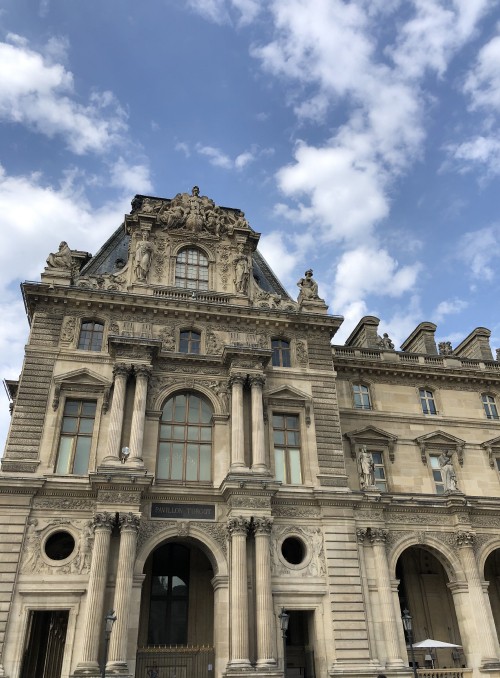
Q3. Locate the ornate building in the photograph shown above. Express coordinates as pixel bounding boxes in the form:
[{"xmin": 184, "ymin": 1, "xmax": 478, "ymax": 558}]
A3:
[{"xmin": 0, "ymin": 187, "xmax": 500, "ymax": 678}]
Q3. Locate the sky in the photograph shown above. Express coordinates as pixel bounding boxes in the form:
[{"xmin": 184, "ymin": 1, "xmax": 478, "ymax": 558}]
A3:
[{"xmin": 1, "ymin": 0, "xmax": 500, "ymax": 449}]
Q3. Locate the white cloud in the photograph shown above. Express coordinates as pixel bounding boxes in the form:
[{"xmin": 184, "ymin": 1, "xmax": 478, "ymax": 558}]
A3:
[
  {"xmin": 331, "ymin": 246, "xmax": 422, "ymax": 311},
  {"xmin": 109, "ymin": 157, "xmax": 153, "ymax": 195},
  {"xmin": 433, "ymin": 298, "xmax": 469, "ymax": 322},
  {"xmin": 464, "ymin": 34, "xmax": 500, "ymax": 110},
  {"xmin": 251, "ymin": 0, "xmax": 490, "ymax": 245},
  {"xmin": 235, "ymin": 151, "xmax": 255, "ymax": 169},
  {"xmin": 186, "ymin": 0, "xmax": 260, "ymax": 26},
  {"xmin": 196, "ymin": 144, "xmax": 233, "ymax": 169},
  {"xmin": 0, "ymin": 35, "xmax": 127, "ymax": 155},
  {"xmin": 258, "ymin": 231, "xmax": 302, "ymax": 289},
  {"xmin": 456, "ymin": 223, "xmax": 500, "ymax": 280}
]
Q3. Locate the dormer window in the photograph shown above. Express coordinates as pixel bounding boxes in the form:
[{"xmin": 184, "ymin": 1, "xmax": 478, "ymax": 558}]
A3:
[{"xmin": 175, "ymin": 248, "xmax": 209, "ymax": 291}]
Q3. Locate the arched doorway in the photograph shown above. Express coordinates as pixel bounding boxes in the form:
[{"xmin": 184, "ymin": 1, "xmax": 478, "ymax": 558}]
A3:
[
  {"xmin": 485, "ymin": 549, "xmax": 500, "ymax": 642},
  {"xmin": 136, "ymin": 540, "xmax": 215, "ymax": 678},
  {"xmin": 397, "ymin": 546, "xmax": 464, "ymax": 670}
]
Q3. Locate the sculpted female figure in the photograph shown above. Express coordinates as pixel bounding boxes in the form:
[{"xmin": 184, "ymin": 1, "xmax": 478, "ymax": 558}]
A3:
[
  {"xmin": 359, "ymin": 445, "xmax": 375, "ymax": 488},
  {"xmin": 134, "ymin": 231, "xmax": 153, "ymax": 282}
]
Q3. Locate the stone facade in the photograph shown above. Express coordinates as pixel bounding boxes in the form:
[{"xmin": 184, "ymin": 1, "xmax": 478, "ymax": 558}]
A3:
[{"xmin": 0, "ymin": 189, "xmax": 499, "ymax": 678}]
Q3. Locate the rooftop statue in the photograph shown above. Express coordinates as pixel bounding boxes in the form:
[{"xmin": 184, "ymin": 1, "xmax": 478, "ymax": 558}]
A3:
[
  {"xmin": 297, "ymin": 269, "xmax": 320, "ymax": 304},
  {"xmin": 377, "ymin": 332, "xmax": 395, "ymax": 350},
  {"xmin": 46, "ymin": 241, "xmax": 72, "ymax": 270}
]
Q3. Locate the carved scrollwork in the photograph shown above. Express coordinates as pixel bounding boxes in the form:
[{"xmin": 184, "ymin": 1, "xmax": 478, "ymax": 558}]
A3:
[
  {"xmin": 227, "ymin": 516, "xmax": 250, "ymax": 537},
  {"xmin": 119, "ymin": 512, "xmax": 140, "ymax": 532},
  {"xmin": 455, "ymin": 530, "xmax": 476, "ymax": 548},
  {"xmin": 253, "ymin": 517, "xmax": 273, "ymax": 536}
]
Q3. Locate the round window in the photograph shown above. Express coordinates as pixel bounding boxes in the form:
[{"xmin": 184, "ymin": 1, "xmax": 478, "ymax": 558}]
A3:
[
  {"xmin": 281, "ymin": 537, "xmax": 305, "ymax": 565},
  {"xmin": 44, "ymin": 531, "xmax": 75, "ymax": 561}
]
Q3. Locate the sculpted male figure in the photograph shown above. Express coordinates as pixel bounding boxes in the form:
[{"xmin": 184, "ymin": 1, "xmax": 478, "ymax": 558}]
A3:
[
  {"xmin": 359, "ymin": 445, "xmax": 375, "ymax": 488},
  {"xmin": 297, "ymin": 269, "xmax": 319, "ymax": 303},
  {"xmin": 439, "ymin": 451, "xmax": 458, "ymax": 492},
  {"xmin": 46, "ymin": 241, "xmax": 72, "ymax": 269}
]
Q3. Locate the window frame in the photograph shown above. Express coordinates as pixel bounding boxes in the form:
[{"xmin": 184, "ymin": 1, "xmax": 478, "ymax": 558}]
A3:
[
  {"xmin": 272, "ymin": 411, "xmax": 303, "ymax": 485},
  {"xmin": 371, "ymin": 449, "xmax": 388, "ymax": 492},
  {"xmin": 174, "ymin": 247, "xmax": 210, "ymax": 291},
  {"xmin": 419, "ymin": 387, "xmax": 438, "ymax": 415},
  {"xmin": 352, "ymin": 383, "xmax": 372, "ymax": 410},
  {"xmin": 271, "ymin": 338, "xmax": 291, "ymax": 368},
  {"xmin": 77, "ymin": 319, "xmax": 105, "ymax": 352},
  {"xmin": 429, "ymin": 453, "xmax": 446, "ymax": 495},
  {"xmin": 54, "ymin": 398, "xmax": 98, "ymax": 475},
  {"xmin": 481, "ymin": 393, "xmax": 499, "ymax": 420},
  {"xmin": 179, "ymin": 329, "xmax": 202, "ymax": 355},
  {"xmin": 156, "ymin": 391, "xmax": 213, "ymax": 483}
]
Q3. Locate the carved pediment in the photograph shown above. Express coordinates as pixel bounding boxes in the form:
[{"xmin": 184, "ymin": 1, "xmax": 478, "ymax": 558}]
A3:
[
  {"xmin": 52, "ymin": 369, "xmax": 112, "ymax": 412},
  {"xmin": 415, "ymin": 430, "xmax": 466, "ymax": 466},
  {"xmin": 265, "ymin": 385, "xmax": 312, "ymax": 425},
  {"xmin": 344, "ymin": 426, "xmax": 398, "ymax": 461}
]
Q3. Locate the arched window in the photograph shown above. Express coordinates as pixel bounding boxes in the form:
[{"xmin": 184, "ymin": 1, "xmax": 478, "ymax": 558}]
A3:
[
  {"xmin": 272, "ymin": 339, "xmax": 291, "ymax": 367},
  {"xmin": 175, "ymin": 248, "xmax": 209, "ymax": 291},
  {"xmin": 419, "ymin": 388, "xmax": 437, "ymax": 415},
  {"xmin": 157, "ymin": 392, "xmax": 212, "ymax": 481},
  {"xmin": 482, "ymin": 394, "xmax": 499, "ymax": 420},
  {"xmin": 78, "ymin": 320, "xmax": 104, "ymax": 351},
  {"xmin": 180, "ymin": 330, "xmax": 201, "ymax": 354}
]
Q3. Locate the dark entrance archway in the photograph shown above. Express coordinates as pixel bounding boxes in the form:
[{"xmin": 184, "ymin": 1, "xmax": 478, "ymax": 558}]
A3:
[
  {"xmin": 484, "ymin": 548, "xmax": 500, "ymax": 642},
  {"xmin": 397, "ymin": 546, "xmax": 463, "ymax": 669},
  {"xmin": 136, "ymin": 540, "xmax": 215, "ymax": 678}
]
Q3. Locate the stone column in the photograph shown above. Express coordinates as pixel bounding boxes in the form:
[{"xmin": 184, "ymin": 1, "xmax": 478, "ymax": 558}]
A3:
[
  {"xmin": 369, "ymin": 529, "xmax": 405, "ymax": 667},
  {"xmin": 102, "ymin": 363, "xmax": 129, "ymax": 465},
  {"xmin": 356, "ymin": 529, "xmax": 379, "ymax": 663},
  {"xmin": 73, "ymin": 513, "xmax": 114, "ymax": 675},
  {"xmin": 230, "ymin": 375, "xmax": 247, "ymax": 471},
  {"xmin": 129, "ymin": 365, "xmax": 151, "ymax": 467},
  {"xmin": 250, "ymin": 375, "xmax": 267, "ymax": 472},
  {"xmin": 107, "ymin": 513, "xmax": 140, "ymax": 673},
  {"xmin": 254, "ymin": 517, "xmax": 276, "ymax": 667},
  {"xmin": 227, "ymin": 517, "xmax": 251, "ymax": 669},
  {"xmin": 455, "ymin": 531, "xmax": 500, "ymax": 668}
]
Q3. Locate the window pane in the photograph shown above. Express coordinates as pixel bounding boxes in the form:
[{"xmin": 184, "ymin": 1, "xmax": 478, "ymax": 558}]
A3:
[
  {"xmin": 171, "ymin": 444, "xmax": 183, "ymax": 480},
  {"xmin": 286, "ymin": 415, "xmax": 299, "ymax": 430},
  {"xmin": 273, "ymin": 415, "xmax": 284, "ymax": 428},
  {"xmin": 172, "ymin": 426, "xmax": 185, "ymax": 440},
  {"xmin": 188, "ymin": 397, "xmax": 201, "ymax": 422},
  {"xmin": 287, "ymin": 430, "xmax": 300, "ymax": 446},
  {"xmin": 73, "ymin": 437, "xmax": 91, "ymax": 474},
  {"xmin": 199, "ymin": 446, "xmax": 211, "ymax": 480},
  {"xmin": 186, "ymin": 444, "xmax": 198, "ymax": 480},
  {"xmin": 64, "ymin": 401, "xmax": 79, "ymax": 415},
  {"xmin": 273, "ymin": 430, "xmax": 285, "ymax": 445},
  {"xmin": 200, "ymin": 399, "xmax": 212, "ymax": 423},
  {"xmin": 82, "ymin": 402, "xmax": 96, "ymax": 416},
  {"xmin": 62, "ymin": 417, "xmax": 78, "ymax": 433},
  {"xmin": 374, "ymin": 467, "xmax": 385, "ymax": 479},
  {"xmin": 162, "ymin": 399, "xmax": 173, "ymax": 421},
  {"xmin": 289, "ymin": 448, "xmax": 302, "ymax": 484},
  {"xmin": 157, "ymin": 442, "xmax": 171, "ymax": 479},
  {"xmin": 78, "ymin": 418, "xmax": 94, "ymax": 434},
  {"xmin": 275, "ymin": 449, "xmax": 285, "ymax": 483},
  {"xmin": 372, "ymin": 452, "xmax": 382, "ymax": 464},
  {"xmin": 174, "ymin": 396, "xmax": 186, "ymax": 421},
  {"xmin": 160, "ymin": 424, "xmax": 171, "ymax": 439},
  {"xmin": 56, "ymin": 437, "xmax": 73, "ymax": 474},
  {"xmin": 187, "ymin": 426, "xmax": 199, "ymax": 441},
  {"xmin": 200, "ymin": 426, "xmax": 212, "ymax": 441}
]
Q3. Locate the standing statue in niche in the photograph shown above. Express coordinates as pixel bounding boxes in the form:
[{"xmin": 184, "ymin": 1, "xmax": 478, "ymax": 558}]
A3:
[
  {"xmin": 438, "ymin": 451, "xmax": 458, "ymax": 492},
  {"xmin": 234, "ymin": 245, "xmax": 250, "ymax": 295},
  {"xmin": 297, "ymin": 269, "xmax": 320, "ymax": 303},
  {"xmin": 134, "ymin": 231, "xmax": 153, "ymax": 282},
  {"xmin": 76, "ymin": 520, "xmax": 93, "ymax": 574},
  {"xmin": 46, "ymin": 241, "xmax": 72, "ymax": 270},
  {"xmin": 23, "ymin": 519, "xmax": 41, "ymax": 572},
  {"xmin": 359, "ymin": 445, "xmax": 375, "ymax": 489}
]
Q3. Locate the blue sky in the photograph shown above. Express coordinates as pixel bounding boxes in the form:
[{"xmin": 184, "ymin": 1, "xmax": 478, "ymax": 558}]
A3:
[{"xmin": 1, "ymin": 0, "xmax": 500, "ymax": 448}]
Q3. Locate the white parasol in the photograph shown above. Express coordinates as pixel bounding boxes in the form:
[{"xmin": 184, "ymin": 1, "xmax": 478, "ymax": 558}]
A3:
[{"xmin": 412, "ymin": 639, "xmax": 462, "ymax": 649}]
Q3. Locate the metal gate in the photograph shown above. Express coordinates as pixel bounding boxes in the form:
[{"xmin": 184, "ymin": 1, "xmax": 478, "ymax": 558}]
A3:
[{"xmin": 136, "ymin": 645, "xmax": 215, "ymax": 678}]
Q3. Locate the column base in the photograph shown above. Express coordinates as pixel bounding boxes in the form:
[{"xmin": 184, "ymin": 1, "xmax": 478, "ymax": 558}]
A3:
[
  {"xmin": 98, "ymin": 456, "xmax": 123, "ymax": 468},
  {"xmin": 226, "ymin": 659, "xmax": 253, "ymax": 672},
  {"xmin": 251, "ymin": 464, "xmax": 271, "ymax": 474},
  {"xmin": 72, "ymin": 661, "xmax": 101, "ymax": 676},
  {"xmin": 105, "ymin": 659, "xmax": 132, "ymax": 674},
  {"xmin": 126, "ymin": 456, "xmax": 145, "ymax": 468}
]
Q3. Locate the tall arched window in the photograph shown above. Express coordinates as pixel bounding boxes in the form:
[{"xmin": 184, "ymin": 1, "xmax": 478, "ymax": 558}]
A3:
[
  {"xmin": 175, "ymin": 248, "xmax": 209, "ymax": 291},
  {"xmin": 157, "ymin": 392, "xmax": 212, "ymax": 481}
]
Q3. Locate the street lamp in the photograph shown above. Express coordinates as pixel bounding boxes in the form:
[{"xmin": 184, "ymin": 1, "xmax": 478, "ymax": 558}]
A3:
[
  {"xmin": 401, "ymin": 608, "xmax": 417, "ymax": 678},
  {"xmin": 101, "ymin": 610, "xmax": 116, "ymax": 678},
  {"xmin": 278, "ymin": 608, "xmax": 290, "ymax": 678}
]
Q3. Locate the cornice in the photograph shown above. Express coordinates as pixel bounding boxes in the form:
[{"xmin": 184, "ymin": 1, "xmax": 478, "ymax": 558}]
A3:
[
  {"xmin": 339, "ymin": 408, "xmax": 500, "ymax": 432},
  {"xmin": 22, "ymin": 281, "xmax": 343, "ymax": 331}
]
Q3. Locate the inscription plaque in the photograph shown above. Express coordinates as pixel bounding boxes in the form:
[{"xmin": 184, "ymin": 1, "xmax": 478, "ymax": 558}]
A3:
[{"xmin": 151, "ymin": 503, "xmax": 215, "ymax": 520}]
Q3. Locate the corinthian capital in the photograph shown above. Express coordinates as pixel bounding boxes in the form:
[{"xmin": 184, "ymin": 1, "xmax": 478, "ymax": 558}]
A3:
[
  {"xmin": 134, "ymin": 364, "xmax": 152, "ymax": 380},
  {"xmin": 356, "ymin": 528, "xmax": 367, "ymax": 544},
  {"xmin": 113, "ymin": 363, "xmax": 131, "ymax": 379},
  {"xmin": 253, "ymin": 516, "xmax": 273, "ymax": 535},
  {"xmin": 92, "ymin": 512, "xmax": 115, "ymax": 532},
  {"xmin": 249, "ymin": 374, "xmax": 266, "ymax": 389},
  {"xmin": 369, "ymin": 528, "xmax": 388, "ymax": 545},
  {"xmin": 455, "ymin": 530, "xmax": 476, "ymax": 548},
  {"xmin": 227, "ymin": 516, "xmax": 250, "ymax": 537},
  {"xmin": 118, "ymin": 512, "xmax": 140, "ymax": 533}
]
